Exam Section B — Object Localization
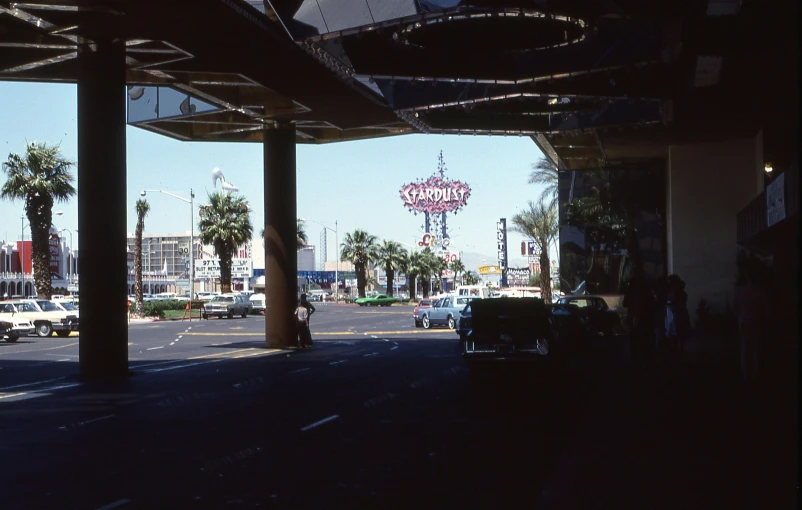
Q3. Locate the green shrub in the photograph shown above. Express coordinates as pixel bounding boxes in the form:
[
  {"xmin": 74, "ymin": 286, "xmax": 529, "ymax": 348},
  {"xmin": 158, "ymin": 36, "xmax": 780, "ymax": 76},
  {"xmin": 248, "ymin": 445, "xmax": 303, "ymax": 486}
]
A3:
[{"xmin": 141, "ymin": 299, "xmax": 186, "ymax": 318}]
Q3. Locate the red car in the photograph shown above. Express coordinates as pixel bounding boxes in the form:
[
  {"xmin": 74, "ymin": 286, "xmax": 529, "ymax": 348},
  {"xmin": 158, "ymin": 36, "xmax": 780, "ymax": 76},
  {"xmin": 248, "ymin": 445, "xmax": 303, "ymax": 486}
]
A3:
[{"xmin": 413, "ymin": 299, "xmax": 433, "ymax": 327}]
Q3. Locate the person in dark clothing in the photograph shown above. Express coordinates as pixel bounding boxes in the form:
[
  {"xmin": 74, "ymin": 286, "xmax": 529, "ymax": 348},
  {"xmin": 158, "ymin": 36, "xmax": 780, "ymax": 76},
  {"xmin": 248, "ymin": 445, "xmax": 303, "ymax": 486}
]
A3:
[
  {"xmin": 654, "ymin": 276, "xmax": 669, "ymax": 349},
  {"xmin": 666, "ymin": 275, "xmax": 691, "ymax": 356},
  {"xmin": 295, "ymin": 293, "xmax": 316, "ymax": 348},
  {"xmin": 623, "ymin": 273, "xmax": 656, "ymax": 363}
]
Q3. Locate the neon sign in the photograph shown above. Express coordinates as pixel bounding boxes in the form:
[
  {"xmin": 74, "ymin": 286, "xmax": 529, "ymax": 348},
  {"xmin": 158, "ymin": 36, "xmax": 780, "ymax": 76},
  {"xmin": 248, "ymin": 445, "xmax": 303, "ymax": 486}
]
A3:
[{"xmin": 400, "ymin": 176, "xmax": 471, "ymax": 214}]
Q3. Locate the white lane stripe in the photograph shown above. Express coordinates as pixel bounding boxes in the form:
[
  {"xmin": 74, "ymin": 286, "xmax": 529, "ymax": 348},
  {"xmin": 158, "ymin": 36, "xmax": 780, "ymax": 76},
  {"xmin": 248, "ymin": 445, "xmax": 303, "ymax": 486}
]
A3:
[
  {"xmin": 146, "ymin": 346, "xmax": 164, "ymax": 351},
  {"xmin": 0, "ymin": 376, "xmax": 67, "ymax": 392},
  {"xmin": 0, "ymin": 392, "xmax": 28, "ymax": 400},
  {"xmin": 95, "ymin": 499, "xmax": 132, "ymax": 510},
  {"xmin": 300, "ymin": 414, "xmax": 340, "ymax": 432},
  {"xmin": 288, "ymin": 368, "xmax": 310, "ymax": 374},
  {"xmin": 391, "ymin": 346, "xmax": 399, "ymax": 350},
  {"xmin": 81, "ymin": 414, "xmax": 116, "ymax": 426}
]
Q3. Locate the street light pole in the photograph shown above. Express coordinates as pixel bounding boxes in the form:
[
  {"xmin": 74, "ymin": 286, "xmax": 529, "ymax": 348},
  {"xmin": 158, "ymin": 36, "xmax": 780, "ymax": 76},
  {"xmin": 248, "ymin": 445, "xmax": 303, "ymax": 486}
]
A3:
[{"xmin": 20, "ymin": 215, "xmax": 24, "ymax": 297}]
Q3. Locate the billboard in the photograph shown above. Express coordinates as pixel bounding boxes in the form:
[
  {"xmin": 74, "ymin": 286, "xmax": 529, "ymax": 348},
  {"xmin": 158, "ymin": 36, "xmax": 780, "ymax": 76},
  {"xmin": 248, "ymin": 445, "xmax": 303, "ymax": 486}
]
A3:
[
  {"xmin": 507, "ymin": 267, "xmax": 531, "ymax": 286},
  {"xmin": 478, "ymin": 265, "xmax": 501, "ymax": 275},
  {"xmin": 400, "ymin": 175, "xmax": 471, "ymax": 214},
  {"xmin": 49, "ymin": 233, "xmax": 61, "ymax": 275},
  {"xmin": 194, "ymin": 258, "xmax": 253, "ymax": 278}
]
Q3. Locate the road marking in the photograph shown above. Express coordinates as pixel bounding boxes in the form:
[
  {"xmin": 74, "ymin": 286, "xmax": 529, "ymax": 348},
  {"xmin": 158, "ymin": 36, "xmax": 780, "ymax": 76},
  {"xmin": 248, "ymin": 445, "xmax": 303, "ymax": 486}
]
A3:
[
  {"xmin": 353, "ymin": 311, "xmax": 409, "ymax": 315},
  {"xmin": 329, "ymin": 359, "xmax": 348, "ymax": 366},
  {"xmin": 0, "ymin": 341, "xmax": 78, "ymax": 356},
  {"xmin": 177, "ymin": 336, "xmax": 183, "ymax": 339},
  {"xmin": 182, "ymin": 330, "xmax": 448, "ymax": 337},
  {"xmin": 0, "ymin": 392, "xmax": 28, "ymax": 400},
  {"xmin": 0, "ymin": 376, "xmax": 67, "ymax": 392},
  {"xmin": 136, "ymin": 349, "xmax": 281, "ymax": 373},
  {"xmin": 288, "ymin": 368, "xmax": 310, "ymax": 374},
  {"xmin": 390, "ymin": 346, "xmax": 399, "ymax": 350},
  {"xmin": 300, "ymin": 414, "xmax": 339, "ymax": 432},
  {"xmin": 95, "ymin": 499, "xmax": 131, "ymax": 510},
  {"xmin": 146, "ymin": 346, "xmax": 164, "ymax": 351}
]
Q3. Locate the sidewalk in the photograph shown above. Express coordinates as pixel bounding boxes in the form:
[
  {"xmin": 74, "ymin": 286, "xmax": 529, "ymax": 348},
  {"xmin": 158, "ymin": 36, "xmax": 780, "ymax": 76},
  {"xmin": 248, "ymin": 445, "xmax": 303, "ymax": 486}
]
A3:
[{"xmin": 536, "ymin": 329, "xmax": 798, "ymax": 509}]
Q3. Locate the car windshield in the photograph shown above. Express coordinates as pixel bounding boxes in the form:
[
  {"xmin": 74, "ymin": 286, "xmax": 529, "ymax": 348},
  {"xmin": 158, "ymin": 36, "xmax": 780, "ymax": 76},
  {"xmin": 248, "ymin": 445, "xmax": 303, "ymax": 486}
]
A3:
[
  {"xmin": 211, "ymin": 296, "xmax": 233, "ymax": 303},
  {"xmin": 59, "ymin": 302, "xmax": 78, "ymax": 311},
  {"xmin": 0, "ymin": 303, "xmax": 17, "ymax": 313},
  {"xmin": 37, "ymin": 301, "xmax": 61, "ymax": 312}
]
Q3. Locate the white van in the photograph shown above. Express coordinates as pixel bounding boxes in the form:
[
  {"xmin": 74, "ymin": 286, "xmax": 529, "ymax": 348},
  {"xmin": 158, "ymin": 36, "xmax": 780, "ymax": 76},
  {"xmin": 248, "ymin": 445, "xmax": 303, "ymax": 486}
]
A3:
[{"xmin": 456, "ymin": 285, "xmax": 492, "ymax": 299}]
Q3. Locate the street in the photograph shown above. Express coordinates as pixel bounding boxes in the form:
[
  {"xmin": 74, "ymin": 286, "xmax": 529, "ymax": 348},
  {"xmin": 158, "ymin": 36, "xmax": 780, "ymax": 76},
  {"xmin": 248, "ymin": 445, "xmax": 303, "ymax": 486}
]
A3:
[
  {"xmin": 1, "ymin": 305, "xmax": 792, "ymax": 509},
  {"xmin": 0, "ymin": 305, "xmax": 586, "ymax": 509}
]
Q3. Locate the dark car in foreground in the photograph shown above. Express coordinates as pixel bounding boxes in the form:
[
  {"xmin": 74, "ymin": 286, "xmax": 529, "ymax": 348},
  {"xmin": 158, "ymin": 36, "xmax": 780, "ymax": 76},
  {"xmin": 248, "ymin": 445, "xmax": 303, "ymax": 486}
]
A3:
[
  {"xmin": 555, "ymin": 295, "xmax": 621, "ymax": 338},
  {"xmin": 462, "ymin": 298, "xmax": 559, "ymax": 376}
]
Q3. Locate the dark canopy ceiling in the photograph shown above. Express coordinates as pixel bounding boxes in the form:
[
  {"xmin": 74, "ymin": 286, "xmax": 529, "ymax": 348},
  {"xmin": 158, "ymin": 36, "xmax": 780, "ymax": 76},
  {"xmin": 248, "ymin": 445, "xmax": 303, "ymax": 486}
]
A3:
[{"xmin": 0, "ymin": 0, "xmax": 797, "ymax": 165}]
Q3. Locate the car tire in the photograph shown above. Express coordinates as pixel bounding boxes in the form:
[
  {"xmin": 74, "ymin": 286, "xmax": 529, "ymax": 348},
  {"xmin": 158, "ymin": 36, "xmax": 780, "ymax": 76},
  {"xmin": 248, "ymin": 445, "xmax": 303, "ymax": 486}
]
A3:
[
  {"xmin": 422, "ymin": 315, "xmax": 431, "ymax": 329},
  {"xmin": 202, "ymin": 314, "xmax": 208, "ymax": 320},
  {"xmin": 36, "ymin": 322, "xmax": 53, "ymax": 338},
  {"xmin": 227, "ymin": 311, "xmax": 234, "ymax": 319},
  {"xmin": 56, "ymin": 330, "xmax": 71, "ymax": 338},
  {"xmin": 241, "ymin": 311, "xmax": 247, "ymax": 318},
  {"xmin": 414, "ymin": 319, "xmax": 422, "ymax": 328},
  {"xmin": 5, "ymin": 336, "xmax": 19, "ymax": 343},
  {"xmin": 366, "ymin": 302, "xmax": 372, "ymax": 307},
  {"xmin": 447, "ymin": 316, "xmax": 456, "ymax": 330}
]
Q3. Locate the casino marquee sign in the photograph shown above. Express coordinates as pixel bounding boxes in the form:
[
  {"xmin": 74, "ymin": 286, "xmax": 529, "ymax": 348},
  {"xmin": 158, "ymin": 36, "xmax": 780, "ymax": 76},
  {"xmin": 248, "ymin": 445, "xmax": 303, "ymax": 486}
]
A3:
[{"xmin": 399, "ymin": 176, "xmax": 471, "ymax": 214}]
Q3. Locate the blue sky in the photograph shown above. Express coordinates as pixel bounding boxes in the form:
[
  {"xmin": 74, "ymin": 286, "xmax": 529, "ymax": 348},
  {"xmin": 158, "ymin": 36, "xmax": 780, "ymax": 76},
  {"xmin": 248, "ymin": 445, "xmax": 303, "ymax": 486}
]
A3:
[{"xmin": 0, "ymin": 82, "xmax": 554, "ymax": 271}]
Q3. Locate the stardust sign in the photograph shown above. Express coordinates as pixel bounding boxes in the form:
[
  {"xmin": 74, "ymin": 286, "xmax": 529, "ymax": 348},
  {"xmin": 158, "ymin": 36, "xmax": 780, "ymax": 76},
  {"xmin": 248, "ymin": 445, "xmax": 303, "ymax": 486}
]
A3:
[{"xmin": 399, "ymin": 176, "xmax": 471, "ymax": 214}]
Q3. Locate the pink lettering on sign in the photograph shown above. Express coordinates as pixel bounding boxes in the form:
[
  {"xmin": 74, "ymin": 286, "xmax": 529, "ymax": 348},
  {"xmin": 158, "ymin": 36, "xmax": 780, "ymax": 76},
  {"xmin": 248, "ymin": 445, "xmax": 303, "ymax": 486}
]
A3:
[{"xmin": 399, "ymin": 176, "xmax": 471, "ymax": 214}]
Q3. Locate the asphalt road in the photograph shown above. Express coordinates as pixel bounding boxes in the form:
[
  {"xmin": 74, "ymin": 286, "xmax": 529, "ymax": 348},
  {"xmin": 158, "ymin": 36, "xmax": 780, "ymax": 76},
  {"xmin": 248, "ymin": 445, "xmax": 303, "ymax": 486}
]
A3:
[{"xmin": 0, "ymin": 304, "xmax": 589, "ymax": 509}]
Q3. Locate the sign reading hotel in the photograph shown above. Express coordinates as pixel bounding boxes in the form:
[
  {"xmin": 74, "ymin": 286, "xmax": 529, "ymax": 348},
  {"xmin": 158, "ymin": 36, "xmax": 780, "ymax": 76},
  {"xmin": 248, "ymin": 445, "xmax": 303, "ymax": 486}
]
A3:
[{"xmin": 194, "ymin": 258, "xmax": 253, "ymax": 278}]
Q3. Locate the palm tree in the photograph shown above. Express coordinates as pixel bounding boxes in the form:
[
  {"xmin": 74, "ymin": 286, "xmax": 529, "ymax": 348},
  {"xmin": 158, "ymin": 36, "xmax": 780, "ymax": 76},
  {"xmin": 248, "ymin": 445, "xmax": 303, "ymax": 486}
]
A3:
[
  {"xmin": 259, "ymin": 219, "xmax": 308, "ymax": 251},
  {"xmin": 406, "ymin": 250, "xmax": 424, "ymax": 300},
  {"xmin": 511, "ymin": 199, "xmax": 559, "ymax": 303},
  {"xmin": 373, "ymin": 240, "xmax": 408, "ymax": 297},
  {"xmin": 340, "ymin": 229, "xmax": 379, "ymax": 298},
  {"xmin": 449, "ymin": 258, "xmax": 466, "ymax": 287},
  {"xmin": 463, "ymin": 271, "xmax": 480, "ymax": 285},
  {"xmin": 134, "ymin": 199, "xmax": 150, "ymax": 315},
  {"xmin": 418, "ymin": 248, "xmax": 442, "ymax": 298},
  {"xmin": 1, "ymin": 141, "xmax": 76, "ymax": 299},
  {"xmin": 296, "ymin": 219, "xmax": 308, "ymax": 250},
  {"xmin": 198, "ymin": 192, "xmax": 253, "ymax": 293},
  {"xmin": 528, "ymin": 156, "xmax": 559, "ymax": 210}
]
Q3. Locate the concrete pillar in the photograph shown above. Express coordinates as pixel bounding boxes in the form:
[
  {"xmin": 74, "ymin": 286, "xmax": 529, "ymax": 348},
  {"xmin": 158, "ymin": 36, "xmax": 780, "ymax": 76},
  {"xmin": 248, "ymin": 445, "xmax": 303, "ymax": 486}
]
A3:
[
  {"xmin": 263, "ymin": 123, "xmax": 297, "ymax": 348},
  {"xmin": 667, "ymin": 131, "xmax": 763, "ymax": 315},
  {"xmin": 77, "ymin": 38, "xmax": 128, "ymax": 380}
]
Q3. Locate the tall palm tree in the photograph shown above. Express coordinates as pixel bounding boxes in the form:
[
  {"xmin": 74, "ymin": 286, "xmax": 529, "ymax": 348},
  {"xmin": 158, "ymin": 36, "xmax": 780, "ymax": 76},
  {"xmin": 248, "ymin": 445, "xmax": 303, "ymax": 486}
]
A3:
[
  {"xmin": 259, "ymin": 219, "xmax": 308, "ymax": 251},
  {"xmin": 296, "ymin": 219, "xmax": 308, "ymax": 250},
  {"xmin": 511, "ymin": 199, "xmax": 559, "ymax": 303},
  {"xmin": 449, "ymin": 258, "xmax": 466, "ymax": 287},
  {"xmin": 134, "ymin": 199, "xmax": 150, "ymax": 315},
  {"xmin": 1, "ymin": 141, "xmax": 76, "ymax": 299},
  {"xmin": 418, "ymin": 248, "xmax": 441, "ymax": 298},
  {"xmin": 340, "ymin": 229, "xmax": 379, "ymax": 298},
  {"xmin": 528, "ymin": 156, "xmax": 559, "ymax": 210},
  {"xmin": 406, "ymin": 250, "xmax": 425, "ymax": 299},
  {"xmin": 198, "ymin": 192, "xmax": 253, "ymax": 293},
  {"xmin": 373, "ymin": 240, "xmax": 408, "ymax": 297}
]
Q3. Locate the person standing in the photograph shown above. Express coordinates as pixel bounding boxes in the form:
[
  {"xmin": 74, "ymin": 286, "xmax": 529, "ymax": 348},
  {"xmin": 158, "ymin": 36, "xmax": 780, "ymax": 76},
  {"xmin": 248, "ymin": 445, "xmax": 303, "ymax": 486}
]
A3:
[
  {"xmin": 623, "ymin": 272, "xmax": 656, "ymax": 363},
  {"xmin": 734, "ymin": 259, "xmax": 769, "ymax": 384},
  {"xmin": 295, "ymin": 293, "xmax": 316, "ymax": 348}
]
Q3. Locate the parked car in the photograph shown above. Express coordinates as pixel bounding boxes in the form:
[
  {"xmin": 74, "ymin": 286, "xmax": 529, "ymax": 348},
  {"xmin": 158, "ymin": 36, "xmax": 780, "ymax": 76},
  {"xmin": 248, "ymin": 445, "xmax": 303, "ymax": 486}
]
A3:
[
  {"xmin": 418, "ymin": 295, "xmax": 477, "ymax": 329},
  {"xmin": 1, "ymin": 299, "xmax": 79, "ymax": 337},
  {"xmin": 0, "ymin": 313, "xmax": 35, "ymax": 342},
  {"xmin": 413, "ymin": 299, "xmax": 433, "ymax": 327},
  {"xmin": 455, "ymin": 301, "xmax": 473, "ymax": 341},
  {"xmin": 197, "ymin": 292, "xmax": 219, "ymax": 302},
  {"xmin": 0, "ymin": 319, "xmax": 19, "ymax": 343},
  {"xmin": 462, "ymin": 298, "xmax": 559, "ymax": 376},
  {"xmin": 202, "ymin": 293, "xmax": 249, "ymax": 319},
  {"xmin": 555, "ymin": 295, "xmax": 620, "ymax": 338},
  {"xmin": 355, "ymin": 294, "xmax": 398, "ymax": 307},
  {"xmin": 249, "ymin": 293, "xmax": 266, "ymax": 314}
]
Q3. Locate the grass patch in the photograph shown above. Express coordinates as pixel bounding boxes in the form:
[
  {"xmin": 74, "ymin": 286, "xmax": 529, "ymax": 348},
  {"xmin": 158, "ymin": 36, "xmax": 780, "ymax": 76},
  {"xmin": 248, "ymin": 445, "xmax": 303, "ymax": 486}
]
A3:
[{"xmin": 163, "ymin": 309, "xmax": 190, "ymax": 319}]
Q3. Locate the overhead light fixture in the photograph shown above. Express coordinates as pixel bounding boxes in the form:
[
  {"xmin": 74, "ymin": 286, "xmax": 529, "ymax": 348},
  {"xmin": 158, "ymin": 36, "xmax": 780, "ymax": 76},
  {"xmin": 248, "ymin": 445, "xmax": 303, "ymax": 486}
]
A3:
[{"xmin": 765, "ymin": 163, "xmax": 773, "ymax": 173}]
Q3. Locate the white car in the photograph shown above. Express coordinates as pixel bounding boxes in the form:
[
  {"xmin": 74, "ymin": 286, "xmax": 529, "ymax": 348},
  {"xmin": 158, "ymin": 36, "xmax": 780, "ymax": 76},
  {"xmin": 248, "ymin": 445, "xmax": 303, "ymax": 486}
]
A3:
[
  {"xmin": 1, "ymin": 299, "xmax": 79, "ymax": 338},
  {"xmin": 0, "ymin": 308, "xmax": 35, "ymax": 341},
  {"xmin": 249, "ymin": 293, "xmax": 266, "ymax": 314}
]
